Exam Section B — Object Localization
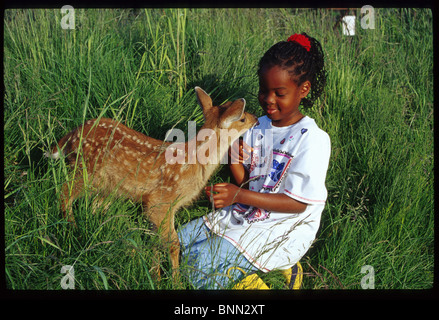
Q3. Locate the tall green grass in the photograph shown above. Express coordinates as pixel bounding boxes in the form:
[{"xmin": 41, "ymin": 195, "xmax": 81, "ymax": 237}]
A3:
[{"xmin": 4, "ymin": 8, "xmax": 433, "ymax": 290}]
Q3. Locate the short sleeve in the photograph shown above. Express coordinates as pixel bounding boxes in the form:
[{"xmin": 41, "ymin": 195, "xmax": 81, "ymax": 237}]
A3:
[{"xmin": 282, "ymin": 130, "xmax": 331, "ymax": 204}]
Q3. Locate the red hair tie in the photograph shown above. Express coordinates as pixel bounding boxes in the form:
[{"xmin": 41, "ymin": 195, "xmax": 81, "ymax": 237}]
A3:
[{"xmin": 287, "ymin": 34, "xmax": 311, "ymax": 52}]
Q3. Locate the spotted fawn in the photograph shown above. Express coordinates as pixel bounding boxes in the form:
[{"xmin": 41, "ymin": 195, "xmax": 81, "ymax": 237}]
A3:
[{"xmin": 46, "ymin": 87, "xmax": 257, "ymax": 276}]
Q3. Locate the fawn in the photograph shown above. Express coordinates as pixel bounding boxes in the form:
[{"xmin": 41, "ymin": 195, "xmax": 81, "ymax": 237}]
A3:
[{"xmin": 46, "ymin": 87, "xmax": 257, "ymax": 277}]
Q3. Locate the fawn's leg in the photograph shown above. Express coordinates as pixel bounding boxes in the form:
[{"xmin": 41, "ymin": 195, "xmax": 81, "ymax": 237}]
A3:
[
  {"xmin": 60, "ymin": 177, "xmax": 85, "ymax": 226},
  {"xmin": 156, "ymin": 210, "xmax": 181, "ymax": 278},
  {"xmin": 142, "ymin": 203, "xmax": 164, "ymax": 280},
  {"xmin": 168, "ymin": 227, "xmax": 181, "ymax": 280},
  {"xmin": 145, "ymin": 203, "xmax": 180, "ymax": 281},
  {"xmin": 162, "ymin": 214, "xmax": 180, "ymax": 276}
]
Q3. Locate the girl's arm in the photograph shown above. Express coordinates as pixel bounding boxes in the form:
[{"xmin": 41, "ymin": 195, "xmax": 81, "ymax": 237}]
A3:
[
  {"xmin": 205, "ymin": 183, "xmax": 307, "ymax": 214},
  {"xmin": 229, "ymin": 163, "xmax": 249, "ymax": 188},
  {"xmin": 228, "ymin": 139, "xmax": 252, "ymax": 188}
]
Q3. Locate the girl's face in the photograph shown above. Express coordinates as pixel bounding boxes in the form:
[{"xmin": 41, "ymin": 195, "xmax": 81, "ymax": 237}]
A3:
[{"xmin": 258, "ymin": 65, "xmax": 311, "ymax": 127}]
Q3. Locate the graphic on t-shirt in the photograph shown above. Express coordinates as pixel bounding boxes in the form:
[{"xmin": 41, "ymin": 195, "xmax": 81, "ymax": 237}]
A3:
[
  {"xmin": 244, "ymin": 207, "xmax": 270, "ymax": 223},
  {"xmin": 262, "ymin": 150, "xmax": 293, "ymax": 191},
  {"xmin": 234, "ymin": 203, "xmax": 250, "ymax": 213},
  {"xmin": 233, "ymin": 203, "xmax": 269, "ymax": 224},
  {"xmin": 269, "ymin": 159, "xmax": 285, "ymax": 182}
]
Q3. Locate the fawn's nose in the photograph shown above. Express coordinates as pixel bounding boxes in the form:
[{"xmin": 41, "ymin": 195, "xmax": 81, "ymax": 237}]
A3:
[{"xmin": 250, "ymin": 114, "xmax": 258, "ymax": 127}]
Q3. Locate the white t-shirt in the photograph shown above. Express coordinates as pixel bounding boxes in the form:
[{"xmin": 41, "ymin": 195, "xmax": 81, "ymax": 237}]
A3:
[{"xmin": 203, "ymin": 116, "xmax": 331, "ymax": 272}]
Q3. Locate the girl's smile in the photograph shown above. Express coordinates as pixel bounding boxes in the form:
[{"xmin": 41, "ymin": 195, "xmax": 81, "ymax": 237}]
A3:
[{"xmin": 258, "ymin": 65, "xmax": 311, "ymax": 127}]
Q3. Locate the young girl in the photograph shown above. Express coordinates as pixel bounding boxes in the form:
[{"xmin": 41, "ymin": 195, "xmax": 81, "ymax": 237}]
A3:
[{"xmin": 178, "ymin": 33, "xmax": 330, "ymax": 289}]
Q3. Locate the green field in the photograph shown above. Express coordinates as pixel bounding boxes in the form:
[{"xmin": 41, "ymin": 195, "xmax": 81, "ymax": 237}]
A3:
[{"xmin": 4, "ymin": 8, "xmax": 433, "ymax": 290}]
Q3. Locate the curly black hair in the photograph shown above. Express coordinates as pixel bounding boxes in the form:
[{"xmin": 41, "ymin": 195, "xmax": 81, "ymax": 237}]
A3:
[{"xmin": 257, "ymin": 33, "xmax": 326, "ymax": 109}]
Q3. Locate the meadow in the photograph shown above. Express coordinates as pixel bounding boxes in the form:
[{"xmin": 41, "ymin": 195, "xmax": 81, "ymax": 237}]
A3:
[{"xmin": 3, "ymin": 8, "xmax": 433, "ymax": 290}]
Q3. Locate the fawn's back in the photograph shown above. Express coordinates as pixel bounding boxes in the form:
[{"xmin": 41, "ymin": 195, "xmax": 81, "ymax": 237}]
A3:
[{"xmin": 57, "ymin": 118, "xmax": 173, "ymax": 202}]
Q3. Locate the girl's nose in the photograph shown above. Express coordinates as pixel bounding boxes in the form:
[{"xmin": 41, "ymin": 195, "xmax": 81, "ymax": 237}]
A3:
[{"xmin": 263, "ymin": 92, "xmax": 275, "ymax": 105}]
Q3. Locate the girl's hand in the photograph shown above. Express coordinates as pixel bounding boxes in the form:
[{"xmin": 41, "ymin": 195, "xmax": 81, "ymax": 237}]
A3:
[
  {"xmin": 206, "ymin": 183, "xmax": 308, "ymax": 213},
  {"xmin": 205, "ymin": 183, "xmax": 241, "ymax": 209},
  {"xmin": 229, "ymin": 138, "xmax": 253, "ymax": 165}
]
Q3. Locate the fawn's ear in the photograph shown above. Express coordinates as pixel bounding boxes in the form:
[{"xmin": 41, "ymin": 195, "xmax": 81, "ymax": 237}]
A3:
[
  {"xmin": 220, "ymin": 98, "xmax": 246, "ymax": 129},
  {"xmin": 195, "ymin": 87, "xmax": 213, "ymax": 113}
]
